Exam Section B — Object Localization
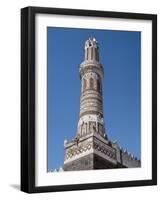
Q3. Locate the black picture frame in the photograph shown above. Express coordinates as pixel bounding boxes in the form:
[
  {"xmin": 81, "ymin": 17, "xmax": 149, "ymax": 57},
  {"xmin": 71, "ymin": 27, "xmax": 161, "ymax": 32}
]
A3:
[{"xmin": 21, "ymin": 6, "xmax": 157, "ymax": 193}]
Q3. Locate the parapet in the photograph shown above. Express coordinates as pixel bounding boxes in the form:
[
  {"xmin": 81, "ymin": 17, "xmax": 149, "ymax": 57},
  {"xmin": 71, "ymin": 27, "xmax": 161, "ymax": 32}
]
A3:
[{"xmin": 112, "ymin": 141, "xmax": 141, "ymax": 168}]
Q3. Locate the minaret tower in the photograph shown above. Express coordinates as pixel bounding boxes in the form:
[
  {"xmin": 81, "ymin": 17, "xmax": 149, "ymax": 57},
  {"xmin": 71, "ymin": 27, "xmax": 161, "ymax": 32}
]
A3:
[
  {"xmin": 77, "ymin": 37, "xmax": 106, "ymax": 139},
  {"xmin": 63, "ymin": 38, "xmax": 140, "ymax": 171},
  {"xmin": 64, "ymin": 38, "xmax": 117, "ymax": 171}
]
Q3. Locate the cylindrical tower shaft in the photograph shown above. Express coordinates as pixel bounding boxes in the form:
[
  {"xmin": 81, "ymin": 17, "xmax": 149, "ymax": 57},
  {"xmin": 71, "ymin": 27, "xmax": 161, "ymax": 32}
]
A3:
[{"xmin": 77, "ymin": 37, "xmax": 107, "ymax": 139}]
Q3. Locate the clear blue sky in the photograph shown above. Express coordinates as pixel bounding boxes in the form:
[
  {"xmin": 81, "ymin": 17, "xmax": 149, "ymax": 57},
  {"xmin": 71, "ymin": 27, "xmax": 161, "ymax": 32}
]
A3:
[{"xmin": 47, "ymin": 27, "xmax": 141, "ymax": 171}]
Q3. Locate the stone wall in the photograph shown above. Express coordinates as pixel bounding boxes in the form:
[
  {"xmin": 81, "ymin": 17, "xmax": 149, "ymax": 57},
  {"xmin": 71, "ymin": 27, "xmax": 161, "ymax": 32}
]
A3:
[
  {"xmin": 64, "ymin": 132, "xmax": 140, "ymax": 171},
  {"xmin": 64, "ymin": 153, "xmax": 117, "ymax": 171},
  {"xmin": 64, "ymin": 154, "xmax": 94, "ymax": 171},
  {"xmin": 113, "ymin": 143, "xmax": 141, "ymax": 168}
]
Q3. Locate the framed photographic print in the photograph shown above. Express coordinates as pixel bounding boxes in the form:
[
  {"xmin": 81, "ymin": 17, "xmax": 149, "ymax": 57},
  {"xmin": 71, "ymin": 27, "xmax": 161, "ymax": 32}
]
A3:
[{"xmin": 21, "ymin": 6, "xmax": 157, "ymax": 193}]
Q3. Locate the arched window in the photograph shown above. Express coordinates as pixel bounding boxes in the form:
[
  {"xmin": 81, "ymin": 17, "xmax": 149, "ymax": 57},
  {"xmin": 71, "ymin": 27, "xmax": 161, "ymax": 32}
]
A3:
[
  {"xmin": 99, "ymin": 124, "xmax": 103, "ymax": 135},
  {"xmin": 87, "ymin": 48, "xmax": 89, "ymax": 60},
  {"xmin": 97, "ymin": 79, "xmax": 100, "ymax": 92},
  {"xmin": 89, "ymin": 78, "xmax": 94, "ymax": 89},
  {"xmin": 83, "ymin": 79, "xmax": 86, "ymax": 91},
  {"xmin": 91, "ymin": 47, "xmax": 93, "ymax": 60},
  {"xmin": 82, "ymin": 123, "xmax": 86, "ymax": 136},
  {"xmin": 96, "ymin": 49, "xmax": 99, "ymax": 61}
]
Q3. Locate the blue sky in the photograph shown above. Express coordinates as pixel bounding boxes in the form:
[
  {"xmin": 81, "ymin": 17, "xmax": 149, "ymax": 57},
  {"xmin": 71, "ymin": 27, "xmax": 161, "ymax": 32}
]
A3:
[{"xmin": 47, "ymin": 27, "xmax": 141, "ymax": 171}]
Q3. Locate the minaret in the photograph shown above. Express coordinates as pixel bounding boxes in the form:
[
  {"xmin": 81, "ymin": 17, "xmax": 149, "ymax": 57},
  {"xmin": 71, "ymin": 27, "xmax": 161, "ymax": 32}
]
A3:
[
  {"xmin": 63, "ymin": 38, "xmax": 141, "ymax": 171},
  {"xmin": 63, "ymin": 37, "xmax": 117, "ymax": 171},
  {"xmin": 77, "ymin": 37, "xmax": 106, "ymax": 140}
]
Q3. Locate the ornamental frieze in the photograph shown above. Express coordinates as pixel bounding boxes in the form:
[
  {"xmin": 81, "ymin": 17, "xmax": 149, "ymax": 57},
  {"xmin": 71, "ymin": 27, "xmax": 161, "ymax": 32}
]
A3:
[{"xmin": 65, "ymin": 142, "xmax": 93, "ymax": 160}]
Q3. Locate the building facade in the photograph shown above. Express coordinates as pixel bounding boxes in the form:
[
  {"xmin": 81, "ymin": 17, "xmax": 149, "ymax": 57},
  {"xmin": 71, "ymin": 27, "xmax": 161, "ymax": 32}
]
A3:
[{"xmin": 63, "ymin": 38, "xmax": 140, "ymax": 171}]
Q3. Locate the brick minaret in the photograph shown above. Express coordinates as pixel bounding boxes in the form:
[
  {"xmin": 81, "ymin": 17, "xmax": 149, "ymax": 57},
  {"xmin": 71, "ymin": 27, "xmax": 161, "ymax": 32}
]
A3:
[
  {"xmin": 63, "ymin": 38, "xmax": 140, "ymax": 171},
  {"xmin": 77, "ymin": 37, "xmax": 106, "ymax": 140}
]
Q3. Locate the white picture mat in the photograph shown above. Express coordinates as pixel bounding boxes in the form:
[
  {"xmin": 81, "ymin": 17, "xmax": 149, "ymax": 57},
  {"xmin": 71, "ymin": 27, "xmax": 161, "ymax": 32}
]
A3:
[{"xmin": 35, "ymin": 14, "xmax": 152, "ymax": 186}]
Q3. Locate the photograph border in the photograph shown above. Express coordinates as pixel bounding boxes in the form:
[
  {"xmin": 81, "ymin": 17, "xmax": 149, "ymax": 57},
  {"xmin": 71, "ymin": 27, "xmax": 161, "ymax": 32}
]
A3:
[{"xmin": 21, "ymin": 6, "xmax": 157, "ymax": 193}]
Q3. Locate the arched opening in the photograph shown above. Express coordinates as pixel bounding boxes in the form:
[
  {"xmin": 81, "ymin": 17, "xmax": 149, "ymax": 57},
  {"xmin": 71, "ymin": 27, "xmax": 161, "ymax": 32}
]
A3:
[
  {"xmin": 83, "ymin": 79, "xmax": 86, "ymax": 91},
  {"xmin": 97, "ymin": 79, "xmax": 100, "ymax": 92},
  {"xmin": 87, "ymin": 48, "xmax": 89, "ymax": 60},
  {"xmin": 91, "ymin": 47, "xmax": 93, "ymax": 60},
  {"xmin": 89, "ymin": 78, "xmax": 94, "ymax": 89}
]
